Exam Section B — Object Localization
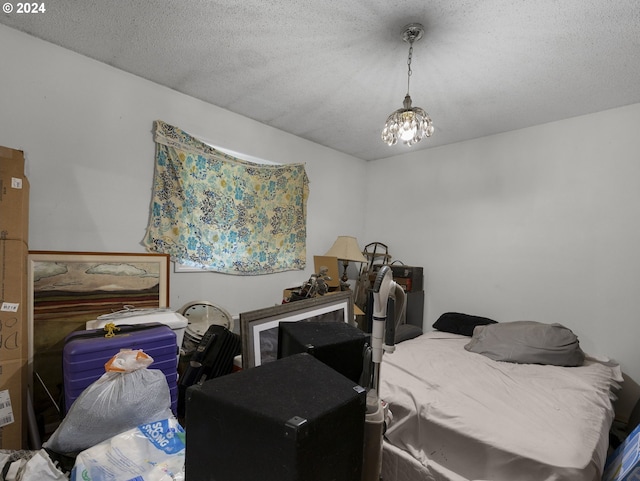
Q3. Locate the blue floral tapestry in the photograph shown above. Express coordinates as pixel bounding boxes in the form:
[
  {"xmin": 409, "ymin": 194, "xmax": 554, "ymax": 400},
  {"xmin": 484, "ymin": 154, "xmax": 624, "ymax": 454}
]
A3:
[{"xmin": 143, "ymin": 121, "xmax": 309, "ymax": 275}]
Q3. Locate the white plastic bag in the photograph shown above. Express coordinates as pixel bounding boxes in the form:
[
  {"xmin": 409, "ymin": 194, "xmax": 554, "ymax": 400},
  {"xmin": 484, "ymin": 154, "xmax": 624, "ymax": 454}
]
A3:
[
  {"xmin": 0, "ymin": 449, "xmax": 69, "ymax": 481},
  {"xmin": 18, "ymin": 449, "xmax": 69, "ymax": 480},
  {"xmin": 71, "ymin": 416, "xmax": 185, "ymax": 481},
  {"xmin": 44, "ymin": 350, "xmax": 173, "ymax": 454}
]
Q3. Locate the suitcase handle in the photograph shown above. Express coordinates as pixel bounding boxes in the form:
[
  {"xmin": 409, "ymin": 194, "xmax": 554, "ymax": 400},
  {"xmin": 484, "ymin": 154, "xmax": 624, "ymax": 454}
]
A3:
[{"xmin": 67, "ymin": 322, "xmax": 166, "ymax": 341}]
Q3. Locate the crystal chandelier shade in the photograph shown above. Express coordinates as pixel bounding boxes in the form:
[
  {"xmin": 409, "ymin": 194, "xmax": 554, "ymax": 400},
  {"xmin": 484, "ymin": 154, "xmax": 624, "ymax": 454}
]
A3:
[
  {"xmin": 381, "ymin": 94, "xmax": 434, "ymax": 146},
  {"xmin": 381, "ymin": 23, "xmax": 434, "ymax": 147}
]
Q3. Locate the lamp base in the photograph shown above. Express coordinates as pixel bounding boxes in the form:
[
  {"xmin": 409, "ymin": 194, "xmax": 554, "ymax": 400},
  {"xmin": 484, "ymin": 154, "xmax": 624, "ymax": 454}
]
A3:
[{"xmin": 340, "ymin": 261, "xmax": 350, "ymax": 291}]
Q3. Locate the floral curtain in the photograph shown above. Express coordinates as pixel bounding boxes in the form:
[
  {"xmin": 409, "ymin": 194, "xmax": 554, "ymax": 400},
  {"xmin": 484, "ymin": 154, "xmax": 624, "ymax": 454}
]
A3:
[{"xmin": 143, "ymin": 121, "xmax": 309, "ymax": 275}]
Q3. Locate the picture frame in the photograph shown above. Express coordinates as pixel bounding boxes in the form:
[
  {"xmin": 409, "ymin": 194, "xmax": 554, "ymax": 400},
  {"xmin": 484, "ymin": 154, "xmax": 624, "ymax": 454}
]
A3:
[
  {"xmin": 313, "ymin": 255, "xmax": 340, "ymax": 288},
  {"xmin": 240, "ymin": 291, "xmax": 354, "ymax": 369},
  {"xmin": 27, "ymin": 251, "xmax": 169, "ymax": 430}
]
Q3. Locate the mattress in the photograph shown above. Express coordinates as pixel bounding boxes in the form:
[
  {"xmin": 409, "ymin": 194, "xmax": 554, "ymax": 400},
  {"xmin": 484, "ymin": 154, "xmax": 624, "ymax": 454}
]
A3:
[{"xmin": 379, "ymin": 331, "xmax": 623, "ymax": 481}]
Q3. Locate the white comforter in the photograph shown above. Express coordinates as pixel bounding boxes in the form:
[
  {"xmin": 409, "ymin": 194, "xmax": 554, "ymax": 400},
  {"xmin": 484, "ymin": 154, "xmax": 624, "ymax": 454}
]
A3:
[{"xmin": 379, "ymin": 331, "xmax": 623, "ymax": 481}]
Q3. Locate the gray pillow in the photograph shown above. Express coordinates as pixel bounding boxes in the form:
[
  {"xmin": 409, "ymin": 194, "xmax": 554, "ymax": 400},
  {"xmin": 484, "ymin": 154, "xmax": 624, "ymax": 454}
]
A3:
[{"xmin": 464, "ymin": 321, "xmax": 585, "ymax": 366}]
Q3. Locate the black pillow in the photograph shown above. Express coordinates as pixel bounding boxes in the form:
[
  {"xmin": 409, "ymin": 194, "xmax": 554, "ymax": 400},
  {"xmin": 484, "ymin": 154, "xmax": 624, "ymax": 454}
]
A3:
[{"xmin": 432, "ymin": 312, "xmax": 498, "ymax": 336}]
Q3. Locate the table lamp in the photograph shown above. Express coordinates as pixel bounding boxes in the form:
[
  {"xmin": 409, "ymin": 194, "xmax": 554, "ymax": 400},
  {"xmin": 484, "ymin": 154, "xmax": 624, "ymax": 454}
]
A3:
[{"xmin": 324, "ymin": 236, "xmax": 367, "ymax": 284}]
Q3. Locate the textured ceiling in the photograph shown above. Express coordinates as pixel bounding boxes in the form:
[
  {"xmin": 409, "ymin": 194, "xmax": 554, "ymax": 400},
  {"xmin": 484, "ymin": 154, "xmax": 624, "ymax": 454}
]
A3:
[{"xmin": 2, "ymin": 1, "xmax": 640, "ymax": 161}]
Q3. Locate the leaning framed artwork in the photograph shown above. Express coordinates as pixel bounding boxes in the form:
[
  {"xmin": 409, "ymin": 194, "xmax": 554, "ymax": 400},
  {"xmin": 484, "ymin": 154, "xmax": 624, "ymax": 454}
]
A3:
[
  {"xmin": 27, "ymin": 251, "xmax": 169, "ymax": 432},
  {"xmin": 313, "ymin": 255, "xmax": 340, "ymax": 289},
  {"xmin": 240, "ymin": 291, "xmax": 353, "ymax": 369}
]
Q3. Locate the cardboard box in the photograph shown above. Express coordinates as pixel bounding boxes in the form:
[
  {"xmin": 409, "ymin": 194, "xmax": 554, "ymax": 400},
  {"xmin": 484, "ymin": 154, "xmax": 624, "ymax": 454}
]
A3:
[
  {"xmin": 0, "ymin": 240, "xmax": 28, "ymax": 362},
  {"xmin": 603, "ymin": 423, "xmax": 640, "ymax": 481},
  {"xmin": 0, "ymin": 239, "xmax": 28, "ymax": 449},
  {"xmin": 0, "ymin": 146, "xmax": 30, "ymax": 242},
  {"xmin": 0, "ymin": 358, "xmax": 27, "ymax": 449}
]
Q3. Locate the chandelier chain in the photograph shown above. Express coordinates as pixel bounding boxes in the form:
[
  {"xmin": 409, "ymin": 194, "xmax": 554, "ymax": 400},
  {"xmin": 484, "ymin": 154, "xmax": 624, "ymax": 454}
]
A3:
[{"xmin": 406, "ymin": 43, "xmax": 413, "ymax": 95}]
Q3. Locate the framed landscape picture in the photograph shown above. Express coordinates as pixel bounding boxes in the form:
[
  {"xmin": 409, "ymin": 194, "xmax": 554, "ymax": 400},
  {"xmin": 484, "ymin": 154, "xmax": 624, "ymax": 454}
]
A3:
[{"xmin": 27, "ymin": 251, "xmax": 169, "ymax": 432}]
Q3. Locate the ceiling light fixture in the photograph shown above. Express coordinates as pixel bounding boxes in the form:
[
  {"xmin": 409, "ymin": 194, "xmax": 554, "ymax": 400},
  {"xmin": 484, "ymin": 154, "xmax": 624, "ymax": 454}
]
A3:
[{"xmin": 381, "ymin": 23, "xmax": 434, "ymax": 147}]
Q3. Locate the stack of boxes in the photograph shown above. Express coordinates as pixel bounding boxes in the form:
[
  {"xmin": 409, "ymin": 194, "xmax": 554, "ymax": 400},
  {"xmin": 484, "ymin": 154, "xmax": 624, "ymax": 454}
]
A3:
[{"xmin": 0, "ymin": 146, "xmax": 30, "ymax": 449}]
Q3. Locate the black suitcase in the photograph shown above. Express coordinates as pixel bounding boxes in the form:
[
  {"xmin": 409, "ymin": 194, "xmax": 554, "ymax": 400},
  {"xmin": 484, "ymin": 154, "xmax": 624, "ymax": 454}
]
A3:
[{"xmin": 185, "ymin": 353, "xmax": 366, "ymax": 481}]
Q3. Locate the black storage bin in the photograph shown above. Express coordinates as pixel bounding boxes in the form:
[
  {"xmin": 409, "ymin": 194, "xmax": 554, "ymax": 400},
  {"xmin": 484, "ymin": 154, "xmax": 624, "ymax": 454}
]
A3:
[
  {"xmin": 278, "ymin": 320, "xmax": 367, "ymax": 384},
  {"xmin": 185, "ymin": 353, "xmax": 366, "ymax": 481}
]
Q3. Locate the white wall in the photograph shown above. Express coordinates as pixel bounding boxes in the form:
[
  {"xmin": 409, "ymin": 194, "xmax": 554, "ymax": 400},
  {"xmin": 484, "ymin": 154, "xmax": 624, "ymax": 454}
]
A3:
[
  {"xmin": 0, "ymin": 25, "xmax": 368, "ymax": 318},
  {"xmin": 2, "ymin": 23, "xmax": 638, "ymax": 392},
  {"xmin": 367, "ymin": 103, "xmax": 640, "ymax": 383}
]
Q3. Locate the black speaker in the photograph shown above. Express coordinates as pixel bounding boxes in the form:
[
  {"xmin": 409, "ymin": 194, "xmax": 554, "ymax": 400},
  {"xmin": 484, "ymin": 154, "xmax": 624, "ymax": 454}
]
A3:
[
  {"xmin": 185, "ymin": 353, "xmax": 366, "ymax": 481},
  {"xmin": 277, "ymin": 321, "xmax": 367, "ymax": 384}
]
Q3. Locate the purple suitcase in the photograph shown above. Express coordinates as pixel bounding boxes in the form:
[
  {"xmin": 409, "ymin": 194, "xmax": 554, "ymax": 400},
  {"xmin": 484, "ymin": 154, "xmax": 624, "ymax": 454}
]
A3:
[{"xmin": 63, "ymin": 323, "xmax": 178, "ymax": 414}]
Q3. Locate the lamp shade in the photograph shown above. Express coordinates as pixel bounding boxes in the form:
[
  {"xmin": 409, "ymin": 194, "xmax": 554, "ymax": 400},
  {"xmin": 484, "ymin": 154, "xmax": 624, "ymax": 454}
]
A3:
[{"xmin": 324, "ymin": 236, "xmax": 367, "ymax": 263}]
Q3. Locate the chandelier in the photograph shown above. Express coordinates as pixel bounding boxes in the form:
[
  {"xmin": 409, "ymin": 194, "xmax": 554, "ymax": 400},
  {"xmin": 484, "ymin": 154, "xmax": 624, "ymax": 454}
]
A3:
[{"xmin": 381, "ymin": 23, "xmax": 434, "ymax": 147}]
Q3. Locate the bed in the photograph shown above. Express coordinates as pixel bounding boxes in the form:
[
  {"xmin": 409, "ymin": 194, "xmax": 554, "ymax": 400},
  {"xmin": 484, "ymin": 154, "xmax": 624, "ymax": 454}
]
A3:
[{"xmin": 379, "ymin": 328, "xmax": 623, "ymax": 481}]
